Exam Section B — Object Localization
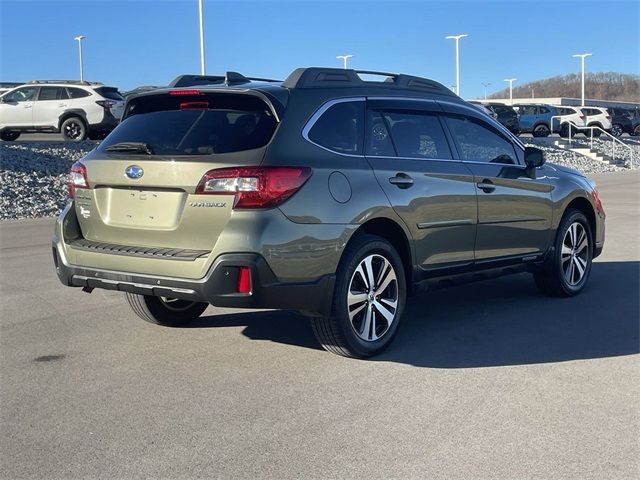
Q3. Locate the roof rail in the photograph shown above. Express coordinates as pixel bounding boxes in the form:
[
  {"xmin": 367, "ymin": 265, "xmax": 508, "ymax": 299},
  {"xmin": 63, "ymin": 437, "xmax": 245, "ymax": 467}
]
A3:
[
  {"xmin": 27, "ymin": 80, "xmax": 103, "ymax": 86},
  {"xmin": 282, "ymin": 67, "xmax": 456, "ymax": 96},
  {"xmin": 169, "ymin": 72, "xmax": 281, "ymax": 88}
]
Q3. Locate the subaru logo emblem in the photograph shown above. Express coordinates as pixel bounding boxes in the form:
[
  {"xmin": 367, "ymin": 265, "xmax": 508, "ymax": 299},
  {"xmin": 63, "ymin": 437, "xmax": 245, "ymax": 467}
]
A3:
[{"xmin": 125, "ymin": 165, "xmax": 144, "ymax": 179}]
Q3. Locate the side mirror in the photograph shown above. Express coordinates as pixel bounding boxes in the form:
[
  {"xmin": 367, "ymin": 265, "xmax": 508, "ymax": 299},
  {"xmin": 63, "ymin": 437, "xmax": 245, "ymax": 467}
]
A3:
[{"xmin": 524, "ymin": 146, "xmax": 545, "ymax": 168}]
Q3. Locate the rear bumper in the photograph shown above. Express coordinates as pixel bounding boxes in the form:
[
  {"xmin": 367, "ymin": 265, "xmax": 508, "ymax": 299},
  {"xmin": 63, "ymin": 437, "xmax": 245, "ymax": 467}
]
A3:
[{"xmin": 53, "ymin": 244, "xmax": 335, "ymax": 315}]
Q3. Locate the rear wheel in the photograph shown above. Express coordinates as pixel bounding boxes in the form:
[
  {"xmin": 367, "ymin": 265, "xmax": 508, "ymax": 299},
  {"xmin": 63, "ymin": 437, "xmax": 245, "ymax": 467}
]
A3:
[
  {"xmin": 61, "ymin": 117, "xmax": 87, "ymax": 141},
  {"xmin": 532, "ymin": 124, "xmax": 550, "ymax": 137},
  {"xmin": 310, "ymin": 234, "xmax": 406, "ymax": 358},
  {"xmin": 559, "ymin": 123, "xmax": 570, "ymax": 138},
  {"xmin": 634, "ymin": 125, "xmax": 640, "ymax": 136},
  {"xmin": 125, "ymin": 293, "xmax": 208, "ymax": 327},
  {"xmin": 0, "ymin": 130, "xmax": 20, "ymax": 141},
  {"xmin": 533, "ymin": 209, "xmax": 593, "ymax": 297}
]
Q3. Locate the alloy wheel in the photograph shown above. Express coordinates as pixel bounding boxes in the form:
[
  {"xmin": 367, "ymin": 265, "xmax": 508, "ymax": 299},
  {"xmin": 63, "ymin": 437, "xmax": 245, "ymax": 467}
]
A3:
[
  {"xmin": 611, "ymin": 125, "xmax": 623, "ymax": 137},
  {"xmin": 561, "ymin": 222, "xmax": 589, "ymax": 286},
  {"xmin": 347, "ymin": 254, "xmax": 398, "ymax": 342},
  {"xmin": 64, "ymin": 121, "xmax": 83, "ymax": 139}
]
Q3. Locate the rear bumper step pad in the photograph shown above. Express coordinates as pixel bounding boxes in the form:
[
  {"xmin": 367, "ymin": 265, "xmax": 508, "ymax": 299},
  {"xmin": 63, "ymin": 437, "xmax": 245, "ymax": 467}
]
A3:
[{"xmin": 68, "ymin": 238, "xmax": 209, "ymax": 261}]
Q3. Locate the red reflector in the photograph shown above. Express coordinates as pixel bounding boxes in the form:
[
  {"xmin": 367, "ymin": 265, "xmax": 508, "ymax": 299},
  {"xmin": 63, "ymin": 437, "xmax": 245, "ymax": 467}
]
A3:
[
  {"xmin": 237, "ymin": 267, "xmax": 252, "ymax": 294},
  {"xmin": 180, "ymin": 101, "xmax": 209, "ymax": 110},
  {"xmin": 169, "ymin": 89, "xmax": 202, "ymax": 96},
  {"xmin": 592, "ymin": 188, "xmax": 605, "ymax": 215}
]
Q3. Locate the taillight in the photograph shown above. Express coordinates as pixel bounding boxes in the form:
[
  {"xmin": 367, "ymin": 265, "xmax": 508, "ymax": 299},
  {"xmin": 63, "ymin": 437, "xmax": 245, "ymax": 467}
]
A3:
[
  {"xmin": 592, "ymin": 188, "xmax": 605, "ymax": 215},
  {"xmin": 95, "ymin": 100, "xmax": 115, "ymax": 111},
  {"xmin": 169, "ymin": 89, "xmax": 202, "ymax": 96},
  {"xmin": 237, "ymin": 267, "xmax": 252, "ymax": 294},
  {"xmin": 68, "ymin": 162, "xmax": 88, "ymax": 198},
  {"xmin": 196, "ymin": 167, "xmax": 312, "ymax": 209}
]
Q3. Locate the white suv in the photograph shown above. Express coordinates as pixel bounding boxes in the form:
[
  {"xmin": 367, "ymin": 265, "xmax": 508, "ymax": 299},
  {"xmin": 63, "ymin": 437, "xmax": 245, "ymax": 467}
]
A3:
[
  {"xmin": 580, "ymin": 107, "xmax": 612, "ymax": 137},
  {"xmin": 553, "ymin": 106, "xmax": 586, "ymax": 137},
  {"xmin": 0, "ymin": 81, "xmax": 125, "ymax": 141}
]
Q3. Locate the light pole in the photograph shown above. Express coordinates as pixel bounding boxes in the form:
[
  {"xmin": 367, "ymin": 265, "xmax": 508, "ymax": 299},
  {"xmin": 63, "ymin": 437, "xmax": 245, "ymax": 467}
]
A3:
[
  {"xmin": 573, "ymin": 53, "xmax": 592, "ymax": 106},
  {"xmin": 74, "ymin": 35, "xmax": 85, "ymax": 82},
  {"xmin": 504, "ymin": 78, "xmax": 517, "ymax": 105},
  {"xmin": 445, "ymin": 34, "xmax": 468, "ymax": 96},
  {"xmin": 198, "ymin": 0, "xmax": 206, "ymax": 75},
  {"xmin": 481, "ymin": 82, "xmax": 491, "ymax": 100},
  {"xmin": 336, "ymin": 55, "xmax": 353, "ymax": 69}
]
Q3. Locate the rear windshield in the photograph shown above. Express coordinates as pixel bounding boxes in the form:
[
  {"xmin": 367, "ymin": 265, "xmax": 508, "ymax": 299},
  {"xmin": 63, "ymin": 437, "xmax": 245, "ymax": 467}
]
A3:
[
  {"xmin": 94, "ymin": 87, "xmax": 124, "ymax": 101},
  {"xmin": 99, "ymin": 95, "xmax": 277, "ymax": 156}
]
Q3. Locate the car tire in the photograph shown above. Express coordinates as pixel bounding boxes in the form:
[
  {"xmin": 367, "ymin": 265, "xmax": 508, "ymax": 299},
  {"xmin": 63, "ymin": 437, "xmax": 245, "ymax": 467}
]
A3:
[
  {"xmin": 532, "ymin": 124, "xmax": 550, "ymax": 137},
  {"xmin": 61, "ymin": 117, "xmax": 87, "ymax": 141},
  {"xmin": 125, "ymin": 293, "xmax": 209, "ymax": 327},
  {"xmin": 0, "ymin": 130, "xmax": 20, "ymax": 141},
  {"xmin": 611, "ymin": 124, "xmax": 623, "ymax": 137},
  {"xmin": 633, "ymin": 125, "xmax": 640, "ymax": 136},
  {"xmin": 310, "ymin": 234, "xmax": 406, "ymax": 358},
  {"xmin": 559, "ymin": 124, "xmax": 570, "ymax": 138},
  {"xmin": 533, "ymin": 208, "xmax": 593, "ymax": 297}
]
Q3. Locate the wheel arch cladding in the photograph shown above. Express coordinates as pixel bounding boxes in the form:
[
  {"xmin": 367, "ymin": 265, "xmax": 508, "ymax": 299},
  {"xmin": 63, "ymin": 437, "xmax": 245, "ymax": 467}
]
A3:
[
  {"xmin": 566, "ymin": 197, "xmax": 596, "ymax": 239},
  {"xmin": 58, "ymin": 110, "xmax": 88, "ymax": 129},
  {"xmin": 349, "ymin": 217, "xmax": 413, "ymax": 287}
]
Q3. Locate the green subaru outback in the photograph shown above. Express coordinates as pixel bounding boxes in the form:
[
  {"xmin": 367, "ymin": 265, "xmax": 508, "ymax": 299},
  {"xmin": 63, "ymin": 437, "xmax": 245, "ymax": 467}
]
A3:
[{"xmin": 53, "ymin": 68, "xmax": 605, "ymax": 358}]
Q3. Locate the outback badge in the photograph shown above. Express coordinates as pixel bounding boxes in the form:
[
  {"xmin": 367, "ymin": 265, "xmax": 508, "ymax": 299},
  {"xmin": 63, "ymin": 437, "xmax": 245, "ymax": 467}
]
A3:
[{"xmin": 125, "ymin": 165, "xmax": 144, "ymax": 179}]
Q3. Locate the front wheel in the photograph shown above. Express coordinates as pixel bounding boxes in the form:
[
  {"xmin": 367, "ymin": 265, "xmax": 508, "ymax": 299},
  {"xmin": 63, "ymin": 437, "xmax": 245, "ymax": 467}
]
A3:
[
  {"xmin": 633, "ymin": 125, "xmax": 640, "ymax": 137},
  {"xmin": 533, "ymin": 209, "xmax": 593, "ymax": 297},
  {"xmin": 125, "ymin": 293, "xmax": 209, "ymax": 327},
  {"xmin": 310, "ymin": 234, "xmax": 406, "ymax": 358}
]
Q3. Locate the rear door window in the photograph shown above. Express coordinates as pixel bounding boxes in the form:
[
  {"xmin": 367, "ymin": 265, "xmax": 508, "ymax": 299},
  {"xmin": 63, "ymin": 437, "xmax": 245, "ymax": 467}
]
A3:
[
  {"xmin": 380, "ymin": 111, "xmax": 452, "ymax": 159},
  {"xmin": 307, "ymin": 101, "xmax": 364, "ymax": 154},
  {"xmin": 446, "ymin": 116, "xmax": 518, "ymax": 165},
  {"xmin": 37, "ymin": 87, "xmax": 65, "ymax": 101},
  {"xmin": 365, "ymin": 110, "xmax": 395, "ymax": 157}
]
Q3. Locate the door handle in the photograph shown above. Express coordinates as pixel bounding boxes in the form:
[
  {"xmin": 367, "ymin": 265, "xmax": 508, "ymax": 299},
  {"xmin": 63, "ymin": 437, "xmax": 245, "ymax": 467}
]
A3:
[
  {"xmin": 24, "ymin": 105, "xmax": 33, "ymax": 109},
  {"xmin": 389, "ymin": 173, "xmax": 414, "ymax": 189},
  {"xmin": 476, "ymin": 179, "xmax": 496, "ymax": 192}
]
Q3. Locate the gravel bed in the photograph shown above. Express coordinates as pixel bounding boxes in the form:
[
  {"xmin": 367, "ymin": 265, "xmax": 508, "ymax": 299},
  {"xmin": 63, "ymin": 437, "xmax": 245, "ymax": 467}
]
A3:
[
  {"xmin": 0, "ymin": 138, "xmax": 636, "ymax": 220},
  {"xmin": 557, "ymin": 136, "xmax": 640, "ymax": 168},
  {"xmin": 1, "ymin": 142, "xmax": 95, "ymax": 220}
]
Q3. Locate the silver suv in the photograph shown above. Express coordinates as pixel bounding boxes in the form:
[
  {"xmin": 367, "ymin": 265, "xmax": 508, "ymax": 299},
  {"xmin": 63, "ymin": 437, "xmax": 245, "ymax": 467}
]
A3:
[{"xmin": 0, "ymin": 80, "xmax": 124, "ymax": 141}]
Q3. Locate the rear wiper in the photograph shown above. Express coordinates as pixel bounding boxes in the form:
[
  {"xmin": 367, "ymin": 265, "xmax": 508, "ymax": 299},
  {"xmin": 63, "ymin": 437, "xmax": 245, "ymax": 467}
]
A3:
[{"xmin": 105, "ymin": 142, "xmax": 154, "ymax": 154}]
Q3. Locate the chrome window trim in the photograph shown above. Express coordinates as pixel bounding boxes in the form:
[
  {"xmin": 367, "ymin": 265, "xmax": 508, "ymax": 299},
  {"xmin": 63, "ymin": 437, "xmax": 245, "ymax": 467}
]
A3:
[
  {"xmin": 364, "ymin": 154, "xmax": 462, "ymax": 163},
  {"xmin": 301, "ymin": 97, "xmax": 366, "ymax": 157}
]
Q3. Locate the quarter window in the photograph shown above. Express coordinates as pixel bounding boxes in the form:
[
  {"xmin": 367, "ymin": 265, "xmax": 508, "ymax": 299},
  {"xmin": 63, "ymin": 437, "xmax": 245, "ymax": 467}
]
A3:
[
  {"xmin": 308, "ymin": 101, "xmax": 364, "ymax": 154},
  {"xmin": 446, "ymin": 116, "xmax": 517, "ymax": 164},
  {"xmin": 380, "ymin": 111, "xmax": 452, "ymax": 159},
  {"xmin": 68, "ymin": 87, "xmax": 91, "ymax": 99}
]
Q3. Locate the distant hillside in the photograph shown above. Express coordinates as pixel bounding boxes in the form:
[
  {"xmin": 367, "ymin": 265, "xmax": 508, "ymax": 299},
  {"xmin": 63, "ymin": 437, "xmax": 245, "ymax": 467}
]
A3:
[{"xmin": 488, "ymin": 72, "xmax": 639, "ymax": 102}]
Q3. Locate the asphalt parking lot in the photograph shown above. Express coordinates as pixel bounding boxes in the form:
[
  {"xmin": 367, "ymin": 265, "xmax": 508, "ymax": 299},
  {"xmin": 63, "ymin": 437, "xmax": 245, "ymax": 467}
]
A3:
[{"xmin": 1, "ymin": 171, "xmax": 638, "ymax": 479}]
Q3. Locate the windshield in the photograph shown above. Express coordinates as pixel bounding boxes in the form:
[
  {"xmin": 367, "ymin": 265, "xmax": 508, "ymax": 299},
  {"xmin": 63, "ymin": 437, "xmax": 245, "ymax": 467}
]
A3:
[{"xmin": 99, "ymin": 108, "xmax": 277, "ymax": 156}]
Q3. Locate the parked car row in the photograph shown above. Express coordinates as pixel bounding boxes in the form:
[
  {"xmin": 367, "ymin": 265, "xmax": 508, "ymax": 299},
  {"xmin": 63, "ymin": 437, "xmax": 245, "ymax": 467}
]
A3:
[
  {"xmin": 0, "ymin": 80, "xmax": 125, "ymax": 141},
  {"xmin": 470, "ymin": 100, "xmax": 640, "ymax": 138}
]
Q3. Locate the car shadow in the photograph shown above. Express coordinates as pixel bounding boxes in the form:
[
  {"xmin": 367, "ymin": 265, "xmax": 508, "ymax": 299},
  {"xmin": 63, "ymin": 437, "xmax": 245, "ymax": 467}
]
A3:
[{"xmin": 189, "ymin": 261, "xmax": 639, "ymax": 367}]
